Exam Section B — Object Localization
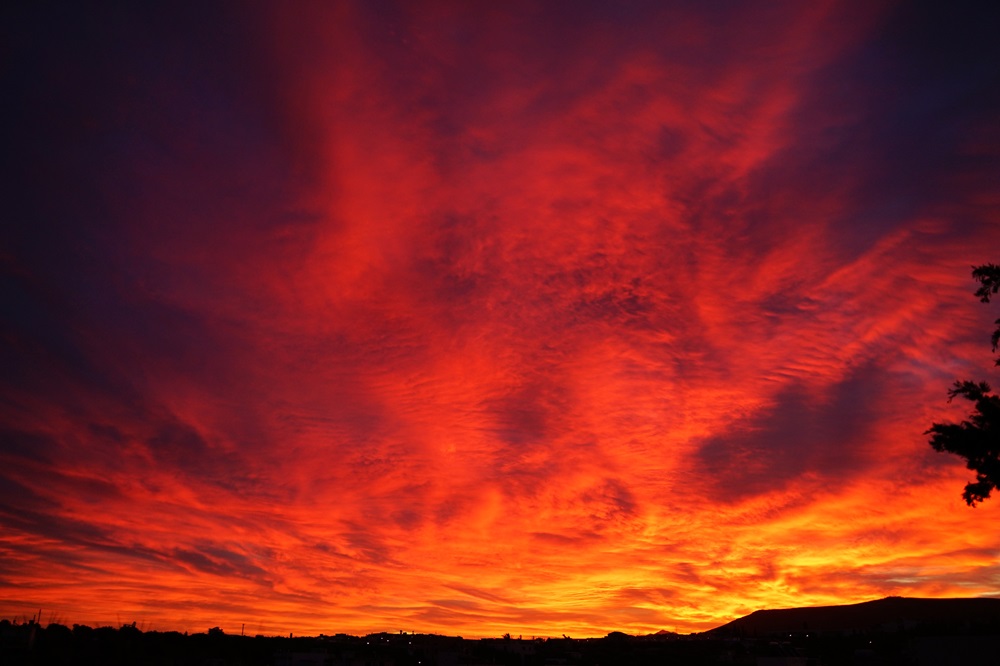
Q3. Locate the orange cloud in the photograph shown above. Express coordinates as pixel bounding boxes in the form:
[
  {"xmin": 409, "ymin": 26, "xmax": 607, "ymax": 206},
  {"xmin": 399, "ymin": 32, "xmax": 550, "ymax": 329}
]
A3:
[{"xmin": 3, "ymin": 0, "xmax": 1000, "ymax": 638}]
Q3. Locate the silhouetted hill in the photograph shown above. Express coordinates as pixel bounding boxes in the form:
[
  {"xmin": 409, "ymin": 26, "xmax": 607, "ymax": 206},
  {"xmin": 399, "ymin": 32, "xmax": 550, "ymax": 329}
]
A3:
[
  {"xmin": 706, "ymin": 596, "xmax": 1000, "ymax": 637},
  {"xmin": 651, "ymin": 629, "xmax": 678, "ymax": 636}
]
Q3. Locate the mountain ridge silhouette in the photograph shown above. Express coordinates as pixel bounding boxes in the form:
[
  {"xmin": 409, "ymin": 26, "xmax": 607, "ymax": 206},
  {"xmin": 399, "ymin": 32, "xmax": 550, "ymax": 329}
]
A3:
[{"xmin": 704, "ymin": 596, "xmax": 1000, "ymax": 636}]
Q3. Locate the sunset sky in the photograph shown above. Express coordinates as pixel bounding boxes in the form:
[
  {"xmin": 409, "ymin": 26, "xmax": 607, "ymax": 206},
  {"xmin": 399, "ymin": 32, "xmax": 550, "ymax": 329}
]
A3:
[{"xmin": 4, "ymin": 0, "xmax": 1000, "ymax": 638}]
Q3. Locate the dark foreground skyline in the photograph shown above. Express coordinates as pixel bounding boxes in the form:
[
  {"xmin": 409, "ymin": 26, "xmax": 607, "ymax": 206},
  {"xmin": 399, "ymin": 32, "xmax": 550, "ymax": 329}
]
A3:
[
  {"xmin": 4, "ymin": 0, "xmax": 1000, "ymax": 637},
  {"xmin": 5, "ymin": 597, "xmax": 1000, "ymax": 665}
]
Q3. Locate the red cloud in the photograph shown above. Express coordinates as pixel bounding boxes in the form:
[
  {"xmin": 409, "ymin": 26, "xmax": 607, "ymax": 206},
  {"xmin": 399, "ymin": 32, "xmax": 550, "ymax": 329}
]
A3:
[{"xmin": 3, "ymin": 0, "xmax": 1000, "ymax": 637}]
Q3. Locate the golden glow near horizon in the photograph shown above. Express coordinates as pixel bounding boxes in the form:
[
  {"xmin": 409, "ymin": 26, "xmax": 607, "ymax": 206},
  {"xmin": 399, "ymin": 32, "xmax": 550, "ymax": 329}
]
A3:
[{"xmin": 3, "ymin": 0, "xmax": 1000, "ymax": 638}]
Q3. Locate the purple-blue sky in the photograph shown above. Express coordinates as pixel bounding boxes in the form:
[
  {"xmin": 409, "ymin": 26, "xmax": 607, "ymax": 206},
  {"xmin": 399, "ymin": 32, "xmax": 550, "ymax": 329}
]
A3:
[{"xmin": 3, "ymin": 0, "xmax": 1000, "ymax": 637}]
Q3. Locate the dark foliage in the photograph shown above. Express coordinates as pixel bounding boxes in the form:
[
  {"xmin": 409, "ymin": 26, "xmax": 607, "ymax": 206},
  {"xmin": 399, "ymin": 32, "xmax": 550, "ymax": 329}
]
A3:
[
  {"xmin": 971, "ymin": 263, "xmax": 1000, "ymax": 362},
  {"xmin": 928, "ymin": 265, "xmax": 1000, "ymax": 505}
]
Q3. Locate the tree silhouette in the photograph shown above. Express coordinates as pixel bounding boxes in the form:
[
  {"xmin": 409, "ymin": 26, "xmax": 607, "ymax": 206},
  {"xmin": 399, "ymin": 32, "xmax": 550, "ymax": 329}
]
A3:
[
  {"xmin": 971, "ymin": 263, "xmax": 1000, "ymax": 363},
  {"xmin": 927, "ymin": 264, "xmax": 1000, "ymax": 506}
]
